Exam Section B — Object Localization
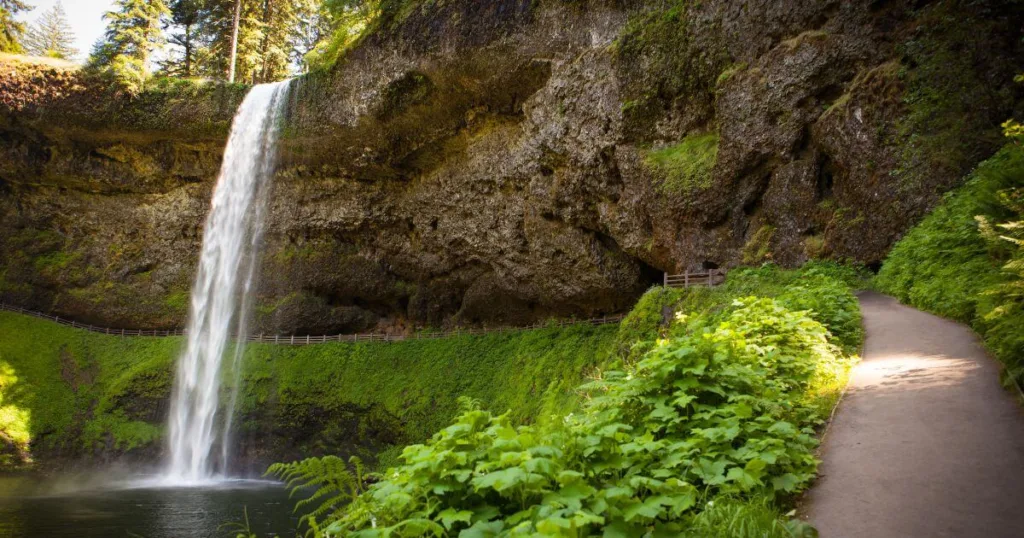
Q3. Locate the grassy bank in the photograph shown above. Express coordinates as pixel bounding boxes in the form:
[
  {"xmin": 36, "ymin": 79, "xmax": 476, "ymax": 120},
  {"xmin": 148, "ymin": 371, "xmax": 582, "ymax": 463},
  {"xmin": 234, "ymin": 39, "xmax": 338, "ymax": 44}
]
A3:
[
  {"xmin": 0, "ymin": 312, "xmax": 177, "ymax": 468},
  {"xmin": 0, "ymin": 313, "xmax": 616, "ymax": 470},
  {"xmin": 876, "ymin": 144, "xmax": 1024, "ymax": 384},
  {"xmin": 233, "ymin": 324, "xmax": 618, "ymax": 466}
]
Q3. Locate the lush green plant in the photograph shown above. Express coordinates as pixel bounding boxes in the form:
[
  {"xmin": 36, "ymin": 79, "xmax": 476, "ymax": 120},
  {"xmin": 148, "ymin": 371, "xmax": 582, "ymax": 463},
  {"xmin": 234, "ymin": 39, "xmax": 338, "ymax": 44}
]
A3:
[
  {"xmin": 237, "ymin": 322, "xmax": 618, "ymax": 458},
  {"xmin": 272, "ymin": 275, "xmax": 859, "ymax": 536},
  {"xmin": 0, "ymin": 311, "xmax": 179, "ymax": 466},
  {"xmin": 624, "ymin": 262, "xmax": 866, "ymax": 358},
  {"xmin": 0, "ymin": 0, "xmax": 30, "ymax": 53},
  {"xmin": 303, "ymin": 0, "xmax": 377, "ymax": 72},
  {"xmin": 877, "ymin": 144, "xmax": 1024, "ymax": 383},
  {"xmin": 680, "ymin": 496, "xmax": 816, "ymax": 538},
  {"xmin": 977, "ymin": 184, "xmax": 1024, "ymax": 382},
  {"xmin": 269, "ymin": 455, "xmax": 374, "ymax": 536}
]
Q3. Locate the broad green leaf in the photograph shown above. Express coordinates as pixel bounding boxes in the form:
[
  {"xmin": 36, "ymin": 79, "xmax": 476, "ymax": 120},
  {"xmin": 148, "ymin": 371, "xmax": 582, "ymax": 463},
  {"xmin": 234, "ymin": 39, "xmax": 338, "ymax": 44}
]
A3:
[
  {"xmin": 437, "ymin": 508, "xmax": 473, "ymax": 530},
  {"xmin": 772, "ymin": 473, "xmax": 801, "ymax": 492},
  {"xmin": 459, "ymin": 520, "xmax": 504, "ymax": 538}
]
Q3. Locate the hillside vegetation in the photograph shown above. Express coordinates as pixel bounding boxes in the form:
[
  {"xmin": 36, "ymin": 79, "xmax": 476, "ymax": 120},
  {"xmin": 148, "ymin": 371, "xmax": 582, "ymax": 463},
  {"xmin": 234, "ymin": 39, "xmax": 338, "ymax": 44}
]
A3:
[
  {"xmin": 268, "ymin": 262, "xmax": 865, "ymax": 537},
  {"xmin": 0, "ymin": 313, "xmax": 617, "ymax": 470},
  {"xmin": 1, "ymin": 263, "xmax": 864, "ymax": 480},
  {"xmin": 876, "ymin": 144, "xmax": 1024, "ymax": 385}
]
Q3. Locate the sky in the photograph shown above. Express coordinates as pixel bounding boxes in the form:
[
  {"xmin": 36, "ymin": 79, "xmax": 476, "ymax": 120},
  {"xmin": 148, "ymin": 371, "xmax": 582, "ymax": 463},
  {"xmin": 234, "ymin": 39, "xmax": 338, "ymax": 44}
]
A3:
[{"xmin": 20, "ymin": 0, "xmax": 115, "ymax": 63}]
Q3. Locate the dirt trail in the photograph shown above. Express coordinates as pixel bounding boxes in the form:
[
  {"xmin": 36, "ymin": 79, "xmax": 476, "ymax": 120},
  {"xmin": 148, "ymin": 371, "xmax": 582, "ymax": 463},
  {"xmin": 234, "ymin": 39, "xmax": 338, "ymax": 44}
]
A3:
[{"xmin": 803, "ymin": 291, "xmax": 1024, "ymax": 537}]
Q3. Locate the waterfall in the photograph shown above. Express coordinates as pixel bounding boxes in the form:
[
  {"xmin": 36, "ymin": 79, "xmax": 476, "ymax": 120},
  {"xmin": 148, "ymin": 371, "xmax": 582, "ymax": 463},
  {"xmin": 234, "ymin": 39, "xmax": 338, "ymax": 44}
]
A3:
[{"xmin": 164, "ymin": 81, "xmax": 290, "ymax": 484}]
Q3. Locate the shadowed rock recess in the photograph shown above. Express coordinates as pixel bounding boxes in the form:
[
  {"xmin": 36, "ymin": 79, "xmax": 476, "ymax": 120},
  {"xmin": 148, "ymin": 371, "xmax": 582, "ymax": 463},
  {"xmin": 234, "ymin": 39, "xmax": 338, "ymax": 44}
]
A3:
[{"xmin": 1, "ymin": 0, "xmax": 1022, "ymax": 333}]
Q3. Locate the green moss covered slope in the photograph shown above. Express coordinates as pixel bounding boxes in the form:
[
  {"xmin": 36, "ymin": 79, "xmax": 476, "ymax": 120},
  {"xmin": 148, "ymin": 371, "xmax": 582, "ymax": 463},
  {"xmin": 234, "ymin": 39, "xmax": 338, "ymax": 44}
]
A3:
[{"xmin": 0, "ymin": 313, "xmax": 616, "ymax": 470}]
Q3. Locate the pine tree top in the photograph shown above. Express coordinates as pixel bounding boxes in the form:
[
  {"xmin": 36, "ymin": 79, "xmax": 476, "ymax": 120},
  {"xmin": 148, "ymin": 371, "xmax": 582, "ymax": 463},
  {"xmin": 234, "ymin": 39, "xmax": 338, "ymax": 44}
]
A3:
[{"xmin": 24, "ymin": 1, "xmax": 78, "ymax": 61}]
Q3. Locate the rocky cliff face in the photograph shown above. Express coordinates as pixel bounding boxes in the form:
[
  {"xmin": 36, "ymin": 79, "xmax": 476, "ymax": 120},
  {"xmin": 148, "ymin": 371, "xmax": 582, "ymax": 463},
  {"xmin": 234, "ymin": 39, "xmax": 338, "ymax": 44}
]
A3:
[{"xmin": 1, "ymin": 0, "xmax": 1022, "ymax": 333}]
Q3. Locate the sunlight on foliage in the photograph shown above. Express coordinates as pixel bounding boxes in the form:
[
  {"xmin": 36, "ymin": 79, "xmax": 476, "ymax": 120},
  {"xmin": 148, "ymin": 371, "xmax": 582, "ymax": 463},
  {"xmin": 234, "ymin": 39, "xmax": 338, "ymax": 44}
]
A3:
[
  {"xmin": 0, "ymin": 358, "xmax": 32, "ymax": 467},
  {"xmin": 269, "ymin": 455, "xmax": 374, "ymax": 537},
  {"xmin": 268, "ymin": 267, "xmax": 860, "ymax": 537},
  {"xmin": 304, "ymin": 3, "xmax": 377, "ymax": 72}
]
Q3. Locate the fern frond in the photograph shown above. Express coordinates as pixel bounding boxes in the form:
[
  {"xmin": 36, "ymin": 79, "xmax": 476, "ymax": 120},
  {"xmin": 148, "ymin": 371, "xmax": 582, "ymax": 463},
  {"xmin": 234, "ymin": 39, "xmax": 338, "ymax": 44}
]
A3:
[{"xmin": 266, "ymin": 455, "xmax": 364, "ymax": 536}]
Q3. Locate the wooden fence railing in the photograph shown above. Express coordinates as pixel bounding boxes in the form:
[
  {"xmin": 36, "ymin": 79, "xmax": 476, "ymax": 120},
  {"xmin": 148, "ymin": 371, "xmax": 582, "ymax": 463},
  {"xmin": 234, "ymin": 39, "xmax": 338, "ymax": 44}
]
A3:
[
  {"xmin": 0, "ymin": 302, "xmax": 625, "ymax": 345},
  {"xmin": 0, "ymin": 303, "xmax": 187, "ymax": 337},
  {"xmin": 663, "ymin": 268, "xmax": 727, "ymax": 288}
]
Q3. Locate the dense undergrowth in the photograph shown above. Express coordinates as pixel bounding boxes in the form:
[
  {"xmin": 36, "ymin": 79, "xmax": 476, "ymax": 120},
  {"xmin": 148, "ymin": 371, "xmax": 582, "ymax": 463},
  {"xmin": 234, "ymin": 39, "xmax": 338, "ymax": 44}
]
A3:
[
  {"xmin": 268, "ymin": 263, "xmax": 864, "ymax": 537},
  {"xmin": 876, "ymin": 144, "xmax": 1024, "ymax": 384}
]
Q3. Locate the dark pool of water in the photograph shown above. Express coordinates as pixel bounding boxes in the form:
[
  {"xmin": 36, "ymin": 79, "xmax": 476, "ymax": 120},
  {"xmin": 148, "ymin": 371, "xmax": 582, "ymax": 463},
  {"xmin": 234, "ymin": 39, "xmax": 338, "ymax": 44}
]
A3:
[{"xmin": 0, "ymin": 474, "xmax": 300, "ymax": 538}]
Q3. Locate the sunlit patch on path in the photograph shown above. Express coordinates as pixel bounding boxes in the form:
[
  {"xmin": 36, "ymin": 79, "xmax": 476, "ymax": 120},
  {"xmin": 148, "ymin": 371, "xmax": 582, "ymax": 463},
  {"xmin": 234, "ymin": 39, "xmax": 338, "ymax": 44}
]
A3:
[{"xmin": 803, "ymin": 292, "xmax": 1024, "ymax": 537}]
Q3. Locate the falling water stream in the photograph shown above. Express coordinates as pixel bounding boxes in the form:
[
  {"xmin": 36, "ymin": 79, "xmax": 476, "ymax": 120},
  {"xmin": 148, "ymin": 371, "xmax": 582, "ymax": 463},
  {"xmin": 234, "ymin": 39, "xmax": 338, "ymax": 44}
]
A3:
[
  {"xmin": 164, "ymin": 81, "xmax": 291, "ymax": 484},
  {"xmin": 0, "ymin": 82, "xmax": 299, "ymax": 538}
]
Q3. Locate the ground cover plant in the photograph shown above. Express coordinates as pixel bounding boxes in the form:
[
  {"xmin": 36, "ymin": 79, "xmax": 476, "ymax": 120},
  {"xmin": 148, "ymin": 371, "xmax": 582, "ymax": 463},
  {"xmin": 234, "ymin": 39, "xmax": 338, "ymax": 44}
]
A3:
[{"xmin": 269, "ymin": 263, "xmax": 863, "ymax": 537}]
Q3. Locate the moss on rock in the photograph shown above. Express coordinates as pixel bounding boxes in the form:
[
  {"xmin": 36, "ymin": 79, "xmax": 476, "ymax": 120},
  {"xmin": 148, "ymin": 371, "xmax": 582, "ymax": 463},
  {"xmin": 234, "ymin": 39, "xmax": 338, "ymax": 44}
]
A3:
[{"xmin": 645, "ymin": 133, "xmax": 719, "ymax": 196}]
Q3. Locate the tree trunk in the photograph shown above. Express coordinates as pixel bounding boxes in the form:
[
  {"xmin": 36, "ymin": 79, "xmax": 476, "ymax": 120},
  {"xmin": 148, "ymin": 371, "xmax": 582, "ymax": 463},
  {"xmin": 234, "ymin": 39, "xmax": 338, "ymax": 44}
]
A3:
[
  {"xmin": 259, "ymin": 0, "xmax": 272, "ymax": 84},
  {"xmin": 183, "ymin": 24, "xmax": 193, "ymax": 78},
  {"xmin": 228, "ymin": 0, "xmax": 243, "ymax": 83}
]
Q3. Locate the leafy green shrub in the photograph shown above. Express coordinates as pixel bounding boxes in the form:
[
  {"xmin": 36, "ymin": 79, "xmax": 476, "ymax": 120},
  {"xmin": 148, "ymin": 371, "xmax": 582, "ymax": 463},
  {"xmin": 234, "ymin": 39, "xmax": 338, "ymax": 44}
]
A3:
[
  {"xmin": 876, "ymin": 144, "xmax": 1024, "ymax": 382},
  {"xmin": 670, "ymin": 263, "xmax": 865, "ymax": 350},
  {"xmin": 274, "ymin": 291, "xmax": 856, "ymax": 537}
]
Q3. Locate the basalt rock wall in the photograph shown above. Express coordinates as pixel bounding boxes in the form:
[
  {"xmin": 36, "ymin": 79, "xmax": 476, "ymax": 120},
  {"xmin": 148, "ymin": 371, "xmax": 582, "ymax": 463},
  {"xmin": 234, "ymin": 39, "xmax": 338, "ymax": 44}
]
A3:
[{"xmin": 1, "ymin": 0, "xmax": 1022, "ymax": 333}]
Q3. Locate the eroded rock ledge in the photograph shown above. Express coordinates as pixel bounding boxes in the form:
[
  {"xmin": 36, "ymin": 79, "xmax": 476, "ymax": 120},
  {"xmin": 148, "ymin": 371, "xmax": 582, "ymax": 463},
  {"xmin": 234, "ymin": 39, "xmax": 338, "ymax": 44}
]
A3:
[{"xmin": 1, "ymin": 0, "xmax": 1022, "ymax": 333}]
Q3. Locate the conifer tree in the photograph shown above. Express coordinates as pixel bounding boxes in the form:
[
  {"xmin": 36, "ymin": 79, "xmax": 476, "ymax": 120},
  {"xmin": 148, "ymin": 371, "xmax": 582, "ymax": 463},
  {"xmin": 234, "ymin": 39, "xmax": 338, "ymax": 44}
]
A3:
[
  {"xmin": 90, "ymin": 0, "xmax": 171, "ymax": 94},
  {"xmin": 256, "ymin": 0, "xmax": 301, "ymax": 82},
  {"xmin": 24, "ymin": 1, "xmax": 78, "ymax": 60},
  {"xmin": 200, "ymin": 0, "xmax": 262, "ymax": 82},
  {"xmin": 0, "ymin": 0, "xmax": 30, "ymax": 53},
  {"xmin": 163, "ymin": 0, "xmax": 205, "ymax": 77}
]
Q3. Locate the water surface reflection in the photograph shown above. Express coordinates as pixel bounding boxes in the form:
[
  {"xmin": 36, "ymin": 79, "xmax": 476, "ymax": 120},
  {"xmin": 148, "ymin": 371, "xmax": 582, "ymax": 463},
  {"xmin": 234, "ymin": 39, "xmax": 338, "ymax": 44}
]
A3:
[{"xmin": 0, "ymin": 474, "xmax": 298, "ymax": 538}]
